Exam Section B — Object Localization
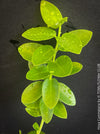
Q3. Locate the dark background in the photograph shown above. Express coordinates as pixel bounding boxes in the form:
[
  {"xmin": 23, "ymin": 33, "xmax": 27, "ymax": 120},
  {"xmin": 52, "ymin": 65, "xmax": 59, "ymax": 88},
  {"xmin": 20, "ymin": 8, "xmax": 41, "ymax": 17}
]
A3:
[{"xmin": 0, "ymin": 0, "xmax": 100, "ymax": 134}]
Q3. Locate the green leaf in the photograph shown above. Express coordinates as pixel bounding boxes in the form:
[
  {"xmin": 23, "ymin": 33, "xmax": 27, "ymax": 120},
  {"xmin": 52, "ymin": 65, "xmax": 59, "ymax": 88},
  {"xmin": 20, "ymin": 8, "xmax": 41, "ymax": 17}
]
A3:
[
  {"xmin": 70, "ymin": 62, "xmax": 83, "ymax": 75},
  {"xmin": 42, "ymin": 78, "xmax": 59, "ymax": 109},
  {"xmin": 54, "ymin": 101, "xmax": 67, "ymax": 119},
  {"xmin": 40, "ymin": 0, "xmax": 67, "ymax": 29},
  {"xmin": 40, "ymin": 98, "xmax": 53, "ymax": 124},
  {"xmin": 25, "ymin": 98, "xmax": 40, "ymax": 109},
  {"xmin": 69, "ymin": 29, "xmax": 93, "ymax": 47},
  {"xmin": 28, "ymin": 61, "xmax": 34, "ymax": 70},
  {"xmin": 18, "ymin": 43, "xmax": 41, "ymax": 61},
  {"xmin": 21, "ymin": 81, "xmax": 42, "ymax": 105},
  {"xmin": 57, "ymin": 32, "xmax": 82, "ymax": 54},
  {"xmin": 59, "ymin": 82, "xmax": 76, "ymax": 106},
  {"xmin": 48, "ymin": 55, "xmax": 73, "ymax": 77},
  {"xmin": 32, "ymin": 122, "xmax": 39, "ymax": 131},
  {"xmin": 25, "ymin": 107, "xmax": 41, "ymax": 117},
  {"xmin": 32, "ymin": 45, "xmax": 54, "ymax": 66},
  {"xmin": 26, "ymin": 65, "xmax": 49, "ymax": 81},
  {"xmin": 22, "ymin": 27, "xmax": 56, "ymax": 41}
]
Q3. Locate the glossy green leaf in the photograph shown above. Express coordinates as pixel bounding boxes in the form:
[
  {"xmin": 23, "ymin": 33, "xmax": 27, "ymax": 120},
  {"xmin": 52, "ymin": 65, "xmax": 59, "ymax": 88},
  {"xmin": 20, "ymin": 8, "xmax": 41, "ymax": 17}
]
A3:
[
  {"xmin": 42, "ymin": 78, "xmax": 59, "ymax": 109},
  {"xmin": 32, "ymin": 45, "xmax": 54, "ymax": 66},
  {"xmin": 70, "ymin": 62, "xmax": 83, "ymax": 75},
  {"xmin": 48, "ymin": 55, "xmax": 73, "ymax": 77},
  {"xmin": 26, "ymin": 65, "xmax": 49, "ymax": 81},
  {"xmin": 40, "ymin": 98, "xmax": 53, "ymax": 124},
  {"xmin": 54, "ymin": 101, "xmax": 67, "ymax": 119},
  {"xmin": 69, "ymin": 29, "xmax": 93, "ymax": 47},
  {"xmin": 22, "ymin": 27, "xmax": 56, "ymax": 41},
  {"xmin": 32, "ymin": 122, "xmax": 39, "ymax": 131},
  {"xmin": 57, "ymin": 32, "xmax": 82, "ymax": 54},
  {"xmin": 25, "ymin": 107, "xmax": 41, "ymax": 117},
  {"xmin": 21, "ymin": 81, "xmax": 42, "ymax": 105},
  {"xmin": 59, "ymin": 82, "xmax": 76, "ymax": 106},
  {"xmin": 18, "ymin": 43, "xmax": 41, "ymax": 61},
  {"xmin": 40, "ymin": 0, "xmax": 67, "ymax": 29},
  {"xmin": 28, "ymin": 61, "xmax": 34, "ymax": 70},
  {"xmin": 25, "ymin": 98, "xmax": 40, "ymax": 109}
]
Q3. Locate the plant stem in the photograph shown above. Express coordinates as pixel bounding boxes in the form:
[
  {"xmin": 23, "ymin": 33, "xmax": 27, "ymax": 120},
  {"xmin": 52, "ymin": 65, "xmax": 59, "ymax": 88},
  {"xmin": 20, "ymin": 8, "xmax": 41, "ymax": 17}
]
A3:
[
  {"xmin": 58, "ymin": 25, "xmax": 62, "ymax": 37},
  {"xmin": 49, "ymin": 25, "xmax": 62, "ymax": 79},
  {"xmin": 37, "ymin": 26, "xmax": 62, "ymax": 134},
  {"xmin": 49, "ymin": 73, "xmax": 53, "ymax": 80},
  {"xmin": 37, "ymin": 119, "xmax": 44, "ymax": 134},
  {"xmin": 53, "ymin": 25, "xmax": 61, "ymax": 62}
]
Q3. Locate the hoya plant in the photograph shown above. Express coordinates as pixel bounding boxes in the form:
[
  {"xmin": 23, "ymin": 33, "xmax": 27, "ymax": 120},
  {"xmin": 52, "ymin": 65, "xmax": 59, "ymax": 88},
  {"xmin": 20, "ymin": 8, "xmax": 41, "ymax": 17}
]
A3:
[{"xmin": 18, "ymin": 0, "xmax": 93, "ymax": 134}]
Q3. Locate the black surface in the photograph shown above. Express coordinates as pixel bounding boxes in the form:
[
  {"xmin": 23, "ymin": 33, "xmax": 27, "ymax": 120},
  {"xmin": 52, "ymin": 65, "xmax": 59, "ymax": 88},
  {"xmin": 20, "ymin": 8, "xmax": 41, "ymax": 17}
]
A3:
[{"xmin": 0, "ymin": 0, "xmax": 100, "ymax": 134}]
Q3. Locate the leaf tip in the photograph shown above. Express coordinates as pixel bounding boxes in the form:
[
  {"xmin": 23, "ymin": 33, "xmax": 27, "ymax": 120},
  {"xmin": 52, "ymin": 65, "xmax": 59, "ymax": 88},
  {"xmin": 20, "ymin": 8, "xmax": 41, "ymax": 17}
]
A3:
[
  {"xmin": 71, "ymin": 96, "xmax": 76, "ymax": 106},
  {"xmin": 80, "ymin": 63, "xmax": 83, "ymax": 70},
  {"xmin": 21, "ymin": 32, "xmax": 25, "ymax": 38},
  {"xmin": 64, "ymin": 113, "xmax": 68, "ymax": 119},
  {"xmin": 26, "ymin": 71, "xmax": 29, "ymax": 80}
]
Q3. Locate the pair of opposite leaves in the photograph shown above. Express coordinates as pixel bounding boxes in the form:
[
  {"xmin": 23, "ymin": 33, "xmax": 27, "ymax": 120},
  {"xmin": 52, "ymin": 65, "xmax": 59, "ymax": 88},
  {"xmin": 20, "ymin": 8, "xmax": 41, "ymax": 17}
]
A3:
[
  {"xmin": 18, "ymin": 43, "xmax": 83, "ymax": 80},
  {"xmin": 21, "ymin": 79, "xmax": 76, "ymax": 124},
  {"xmin": 18, "ymin": 0, "xmax": 93, "ymax": 57}
]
